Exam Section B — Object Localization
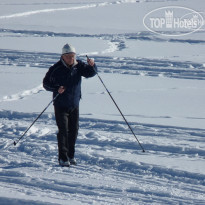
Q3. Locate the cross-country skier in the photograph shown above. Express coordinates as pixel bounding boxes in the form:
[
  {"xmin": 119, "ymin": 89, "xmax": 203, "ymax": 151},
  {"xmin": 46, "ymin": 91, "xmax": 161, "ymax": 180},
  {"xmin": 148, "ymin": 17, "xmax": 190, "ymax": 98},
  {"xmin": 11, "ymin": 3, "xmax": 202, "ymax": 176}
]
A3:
[{"xmin": 43, "ymin": 44, "xmax": 97, "ymax": 167}]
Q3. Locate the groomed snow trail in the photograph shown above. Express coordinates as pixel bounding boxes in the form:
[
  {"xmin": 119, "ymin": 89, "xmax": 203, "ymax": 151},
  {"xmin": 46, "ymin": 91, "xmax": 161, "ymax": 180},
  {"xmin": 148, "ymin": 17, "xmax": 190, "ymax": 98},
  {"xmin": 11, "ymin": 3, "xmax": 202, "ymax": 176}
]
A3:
[
  {"xmin": 0, "ymin": 111, "xmax": 205, "ymax": 204},
  {"xmin": 0, "ymin": 0, "xmax": 205, "ymax": 204}
]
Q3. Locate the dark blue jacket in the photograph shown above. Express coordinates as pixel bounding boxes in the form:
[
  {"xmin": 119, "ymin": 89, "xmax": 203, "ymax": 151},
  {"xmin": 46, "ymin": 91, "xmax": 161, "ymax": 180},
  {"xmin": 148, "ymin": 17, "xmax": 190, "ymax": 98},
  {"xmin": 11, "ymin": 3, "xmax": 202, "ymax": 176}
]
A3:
[{"xmin": 43, "ymin": 58, "xmax": 97, "ymax": 109}]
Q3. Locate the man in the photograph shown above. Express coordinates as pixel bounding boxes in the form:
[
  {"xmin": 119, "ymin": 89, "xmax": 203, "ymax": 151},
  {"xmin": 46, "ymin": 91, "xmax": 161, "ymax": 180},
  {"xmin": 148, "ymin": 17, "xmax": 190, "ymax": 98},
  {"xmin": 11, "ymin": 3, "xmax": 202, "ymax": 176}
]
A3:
[{"xmin": 43, "ymin": 44, "xmax": 96, "ymax": 167}]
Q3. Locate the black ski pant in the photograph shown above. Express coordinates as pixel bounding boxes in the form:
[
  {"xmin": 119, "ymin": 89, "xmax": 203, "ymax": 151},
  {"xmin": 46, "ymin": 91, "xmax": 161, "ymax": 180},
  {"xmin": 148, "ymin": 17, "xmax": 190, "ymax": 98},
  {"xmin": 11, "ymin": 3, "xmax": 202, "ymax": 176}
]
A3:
[{"xmin": 54, "ymin": 106, "xmax": 79, "ymax": 162}]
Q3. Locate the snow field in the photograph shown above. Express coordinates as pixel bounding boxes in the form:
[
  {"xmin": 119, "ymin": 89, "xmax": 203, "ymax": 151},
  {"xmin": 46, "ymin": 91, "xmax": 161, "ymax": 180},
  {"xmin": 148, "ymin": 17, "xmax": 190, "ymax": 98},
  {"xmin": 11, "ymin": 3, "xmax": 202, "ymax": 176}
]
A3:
[
  {"xmin": 0, "ymin": 112, "xmax": 205, "ymax": 204},
  {"xmin": 0, "ymin": 0, "xmax": 205, "ymax": 204}
]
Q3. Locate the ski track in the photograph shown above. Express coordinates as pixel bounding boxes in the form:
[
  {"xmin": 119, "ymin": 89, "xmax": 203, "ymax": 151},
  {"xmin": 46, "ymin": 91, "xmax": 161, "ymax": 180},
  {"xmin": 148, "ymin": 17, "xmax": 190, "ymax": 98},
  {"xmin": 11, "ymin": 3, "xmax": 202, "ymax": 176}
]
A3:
[
  {"xmin": 0, "ymin": 47, "xmax": 205, "ymax": 81},
  {"xmin": 0, "ymin": 6, "xmax": 205, "ymax": 203},
  {"xmin": 0, "ymin": 111, "xmax": 205, "ymax": 204},
  {"xmin": 1, "ymin": 48, "xmax": 204, "ymax": 80},
  {"xmin": 0, "ymin": 29, "xmax": 205, "ymax": 80}
]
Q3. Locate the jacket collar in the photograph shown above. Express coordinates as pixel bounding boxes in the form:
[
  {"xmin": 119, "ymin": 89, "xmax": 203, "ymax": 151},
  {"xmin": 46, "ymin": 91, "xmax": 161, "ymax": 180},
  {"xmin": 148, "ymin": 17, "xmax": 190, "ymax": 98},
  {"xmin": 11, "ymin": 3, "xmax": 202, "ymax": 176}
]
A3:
[{"xmin": 60, "ymin": 57, "xmax": 78, "ymax": 69}]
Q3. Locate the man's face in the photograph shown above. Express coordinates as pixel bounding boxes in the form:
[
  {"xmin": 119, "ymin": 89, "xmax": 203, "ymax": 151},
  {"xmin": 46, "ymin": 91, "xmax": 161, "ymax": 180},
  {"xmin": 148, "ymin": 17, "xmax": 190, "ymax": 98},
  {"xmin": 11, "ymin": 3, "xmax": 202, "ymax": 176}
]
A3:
[{"xmin": 62, "ymin": 53, "xmax": 76, "ymax": 66}]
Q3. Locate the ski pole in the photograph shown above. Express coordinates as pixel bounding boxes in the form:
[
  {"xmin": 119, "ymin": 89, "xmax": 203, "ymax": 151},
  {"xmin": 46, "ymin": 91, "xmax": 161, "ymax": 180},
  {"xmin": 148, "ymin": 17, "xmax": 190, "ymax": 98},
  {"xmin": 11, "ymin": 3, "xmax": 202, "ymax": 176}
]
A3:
[
  {"xmin": 86, "ymin": 55, "xmax": 145, "ymax": 152},
  {"xmin": 13, "ymin": 93, "xmax": 60, "ymax": 146}
]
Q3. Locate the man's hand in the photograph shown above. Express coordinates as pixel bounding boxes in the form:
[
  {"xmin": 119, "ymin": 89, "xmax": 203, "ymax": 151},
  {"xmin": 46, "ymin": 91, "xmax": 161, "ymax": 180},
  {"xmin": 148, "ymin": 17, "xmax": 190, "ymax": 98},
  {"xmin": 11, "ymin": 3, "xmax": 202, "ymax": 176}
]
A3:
[
  {"xmin": 58, "ymin": 86, "xmax": 65, "ymax": 94},
  {"xmin": 87, "ymin": 58, "xmax": 95, "ymax": 67}
]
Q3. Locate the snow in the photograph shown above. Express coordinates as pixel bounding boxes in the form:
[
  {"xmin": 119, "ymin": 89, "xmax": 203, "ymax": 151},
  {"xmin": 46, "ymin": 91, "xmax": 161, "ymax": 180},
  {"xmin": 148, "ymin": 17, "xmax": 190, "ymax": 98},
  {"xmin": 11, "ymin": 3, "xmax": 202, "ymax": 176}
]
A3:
[{"xmin": 0, "ymin": 0, "xmax": 205, "ymax": 204}]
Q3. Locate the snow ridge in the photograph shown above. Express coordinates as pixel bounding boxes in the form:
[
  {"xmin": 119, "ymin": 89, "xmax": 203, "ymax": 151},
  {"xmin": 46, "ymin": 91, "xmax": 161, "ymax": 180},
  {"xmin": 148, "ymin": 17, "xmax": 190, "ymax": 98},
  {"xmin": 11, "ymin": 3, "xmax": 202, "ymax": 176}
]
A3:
[
  {"xmin": 0, "ymin": 0, "xmax": 136, "ymax": 20},
  {"xmin": 0, "ymin": 84, "xmax": 44, "ymax": 102},
  {"xmin": 0, "ymin": 4, "xmax": 97, "ymax": 19}
]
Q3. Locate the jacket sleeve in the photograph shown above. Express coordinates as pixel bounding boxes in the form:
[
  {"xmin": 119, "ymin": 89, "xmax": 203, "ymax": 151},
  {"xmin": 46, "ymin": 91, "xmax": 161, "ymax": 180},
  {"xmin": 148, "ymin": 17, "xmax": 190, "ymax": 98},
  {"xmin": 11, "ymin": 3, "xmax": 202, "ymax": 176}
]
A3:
[
  {"xmin": 78, "ymin": 60, "xmax": 97, "ymax": 78},
  {"xmin": 43, "ymin": 64, "xmax": 60, "ymax": 92}
]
